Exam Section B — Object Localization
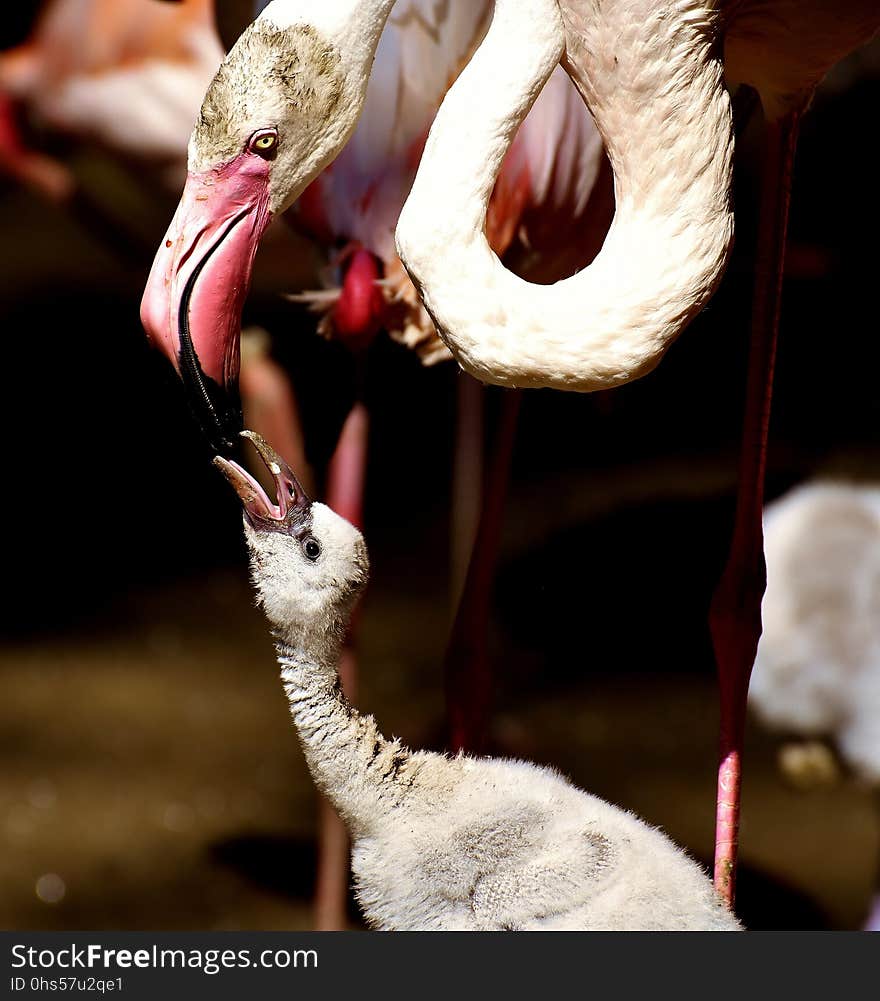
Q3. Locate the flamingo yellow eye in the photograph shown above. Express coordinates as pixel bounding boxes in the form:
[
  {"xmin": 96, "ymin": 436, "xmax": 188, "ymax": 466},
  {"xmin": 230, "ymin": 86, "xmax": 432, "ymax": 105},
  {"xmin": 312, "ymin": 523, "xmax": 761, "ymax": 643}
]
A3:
[{"xmin": 249, "ymin": 131, "xmax": 278, "ymax": 155}]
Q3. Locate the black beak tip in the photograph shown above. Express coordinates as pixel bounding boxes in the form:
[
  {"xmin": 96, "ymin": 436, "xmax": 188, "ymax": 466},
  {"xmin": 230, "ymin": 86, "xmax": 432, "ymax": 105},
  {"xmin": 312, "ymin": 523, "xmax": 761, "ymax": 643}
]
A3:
[
  {"xmin": 183, "ymin": 376, "xmax": 242, "ymax": 456},
  {"xmin": 197, "ymin": 404, "xmax": 242, "ymax": 456},
  {"xmin": 215, "ymin": 417, "xmax": 243, "ymax": 456}
]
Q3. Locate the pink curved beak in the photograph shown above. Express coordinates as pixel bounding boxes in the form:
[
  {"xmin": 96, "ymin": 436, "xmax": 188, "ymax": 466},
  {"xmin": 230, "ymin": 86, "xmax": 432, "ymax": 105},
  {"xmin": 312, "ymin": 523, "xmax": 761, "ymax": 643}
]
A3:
[{"xmin": 140, "ymin": 152, "xmax": 273, "ymax": 451}]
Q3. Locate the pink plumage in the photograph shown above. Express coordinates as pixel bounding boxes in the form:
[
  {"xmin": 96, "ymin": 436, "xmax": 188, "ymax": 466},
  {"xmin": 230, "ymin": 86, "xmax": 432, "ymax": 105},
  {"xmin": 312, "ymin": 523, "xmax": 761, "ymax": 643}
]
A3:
[{"xmin": 0, "ymin": 0, "xmax": 223, "ymax": 192}]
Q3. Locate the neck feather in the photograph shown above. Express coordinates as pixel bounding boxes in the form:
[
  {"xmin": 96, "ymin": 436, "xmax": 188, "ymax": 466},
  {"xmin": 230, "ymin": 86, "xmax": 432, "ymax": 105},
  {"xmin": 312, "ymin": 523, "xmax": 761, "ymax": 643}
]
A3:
[
  {"xmin": 396, "ymin": 0, "xmax": 733, "ymax": 392},
  {"xmin": 260, "ymin": 0, "xmax": 398, "ymax": 80},
  {"xmin": 274, "ymin": 632, "xmax": 412, "ymax": 838}
]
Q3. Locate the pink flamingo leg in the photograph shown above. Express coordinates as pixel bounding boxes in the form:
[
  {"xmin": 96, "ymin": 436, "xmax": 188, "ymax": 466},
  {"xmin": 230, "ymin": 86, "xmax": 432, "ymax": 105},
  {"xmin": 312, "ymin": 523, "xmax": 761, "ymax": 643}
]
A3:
[
  {"xmin": 710, "ymin": 110, "xmax": 801, "ymax": 906},
  {"xmin": 450, "ymin": 374, "xmax": 485, "ymax": 614},
  {"xmin": 313, "ymin": 401, "xmax": 369, "ymax": 929},
  {"xmin": 445, "ymin": 387, "xmax": 522, "ymax": 754}
]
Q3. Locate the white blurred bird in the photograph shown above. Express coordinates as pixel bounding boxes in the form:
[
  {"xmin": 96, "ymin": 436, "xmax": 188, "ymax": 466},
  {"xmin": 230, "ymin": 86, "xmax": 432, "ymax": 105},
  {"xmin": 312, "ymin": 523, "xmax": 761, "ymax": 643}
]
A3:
[
  {"xmin": 749, "ymin": 480, "xmax": 880, "ymax": 929},
  {"xmin": 751, "ymin": 482, "xmax": 880, "ymax": 782},
  {"xmin": 0, "ymin": 0, "xmax": 224, "ymax": 194}
]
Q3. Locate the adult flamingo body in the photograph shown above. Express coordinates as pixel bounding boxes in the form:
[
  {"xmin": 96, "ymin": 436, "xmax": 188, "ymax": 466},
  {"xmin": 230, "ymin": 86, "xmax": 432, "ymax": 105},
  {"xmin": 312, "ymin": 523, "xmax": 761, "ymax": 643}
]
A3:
[{"xmin": 149, "ymin": 0, "xmax": 854, "ymax": 442}]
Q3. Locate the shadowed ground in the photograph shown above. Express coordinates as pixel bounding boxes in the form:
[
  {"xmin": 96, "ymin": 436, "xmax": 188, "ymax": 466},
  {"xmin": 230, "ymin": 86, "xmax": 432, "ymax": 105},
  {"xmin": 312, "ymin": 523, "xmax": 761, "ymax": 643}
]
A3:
[{"xmin": 1, "ymin": 496, "xmax": 877, "ymax": 929}]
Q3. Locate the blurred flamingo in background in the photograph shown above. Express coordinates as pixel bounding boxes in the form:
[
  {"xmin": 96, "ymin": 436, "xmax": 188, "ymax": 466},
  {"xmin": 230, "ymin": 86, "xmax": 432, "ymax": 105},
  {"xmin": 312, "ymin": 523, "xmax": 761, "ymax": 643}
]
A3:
[
  {"xmin": 0, "ymin": 0, "xmax": 222, "ymax": 198},
  {"xmin": 748, "ymin": 481, "xmax": 880, "ymax": 930}
]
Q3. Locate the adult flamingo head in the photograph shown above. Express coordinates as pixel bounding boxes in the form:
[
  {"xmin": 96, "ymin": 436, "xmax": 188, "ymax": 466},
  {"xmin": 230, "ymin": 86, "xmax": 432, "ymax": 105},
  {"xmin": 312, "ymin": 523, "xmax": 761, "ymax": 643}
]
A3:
[{"xmin": 141, "ymin": 0, "xmax": 395, "ymax": 451}]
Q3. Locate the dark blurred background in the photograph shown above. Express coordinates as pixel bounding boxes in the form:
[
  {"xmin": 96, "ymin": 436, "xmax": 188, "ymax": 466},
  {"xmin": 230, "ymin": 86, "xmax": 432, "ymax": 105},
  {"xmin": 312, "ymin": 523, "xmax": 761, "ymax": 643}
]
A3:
[{"xmin": 1, "ymin": 2, "xmax": 879, "ymax": 930}]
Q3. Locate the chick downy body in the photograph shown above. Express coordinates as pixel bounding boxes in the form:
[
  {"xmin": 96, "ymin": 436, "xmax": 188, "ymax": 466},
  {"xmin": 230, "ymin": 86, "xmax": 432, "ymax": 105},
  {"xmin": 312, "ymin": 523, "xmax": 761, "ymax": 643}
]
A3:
[{"xmin": 216, "ymin": 432, "xmax": 741, "ymax": 931}]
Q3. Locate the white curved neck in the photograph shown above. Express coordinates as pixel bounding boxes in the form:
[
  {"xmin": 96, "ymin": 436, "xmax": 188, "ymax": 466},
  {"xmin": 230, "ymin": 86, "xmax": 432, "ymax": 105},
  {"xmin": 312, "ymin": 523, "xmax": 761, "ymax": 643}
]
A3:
[
  {"xmin": 274, "ymin": 634, "xmax": 410, "ymax": 838},
  {"xmin": 396, "ymin": 0, "xmax": 733, "ymax": 392}
]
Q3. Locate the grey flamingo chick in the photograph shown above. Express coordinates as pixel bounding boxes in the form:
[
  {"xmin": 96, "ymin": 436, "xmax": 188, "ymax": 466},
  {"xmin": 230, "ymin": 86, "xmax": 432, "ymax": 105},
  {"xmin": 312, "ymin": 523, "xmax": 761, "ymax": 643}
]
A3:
[{"xmin": 214, "ymin": 431, "xmax": 742, "ymax": 931}]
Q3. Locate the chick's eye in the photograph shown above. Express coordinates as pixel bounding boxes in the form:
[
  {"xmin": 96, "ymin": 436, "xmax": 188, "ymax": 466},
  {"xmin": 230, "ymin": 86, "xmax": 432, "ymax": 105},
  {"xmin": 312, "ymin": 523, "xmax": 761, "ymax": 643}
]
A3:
[
  {"xmin": 302, "ymin": 537, "xmax": 321, "ymax": 562},
  {"xmin": 249, "ymin": 130, "xmax": 278, "ymax": 155}
]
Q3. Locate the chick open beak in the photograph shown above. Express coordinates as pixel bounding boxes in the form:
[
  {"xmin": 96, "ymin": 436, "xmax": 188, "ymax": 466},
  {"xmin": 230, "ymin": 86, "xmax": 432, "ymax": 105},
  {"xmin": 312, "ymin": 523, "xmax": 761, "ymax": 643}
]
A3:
[{"xmin": 213, "ymin": 430, "xmax": 311, "ymax": 530}]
